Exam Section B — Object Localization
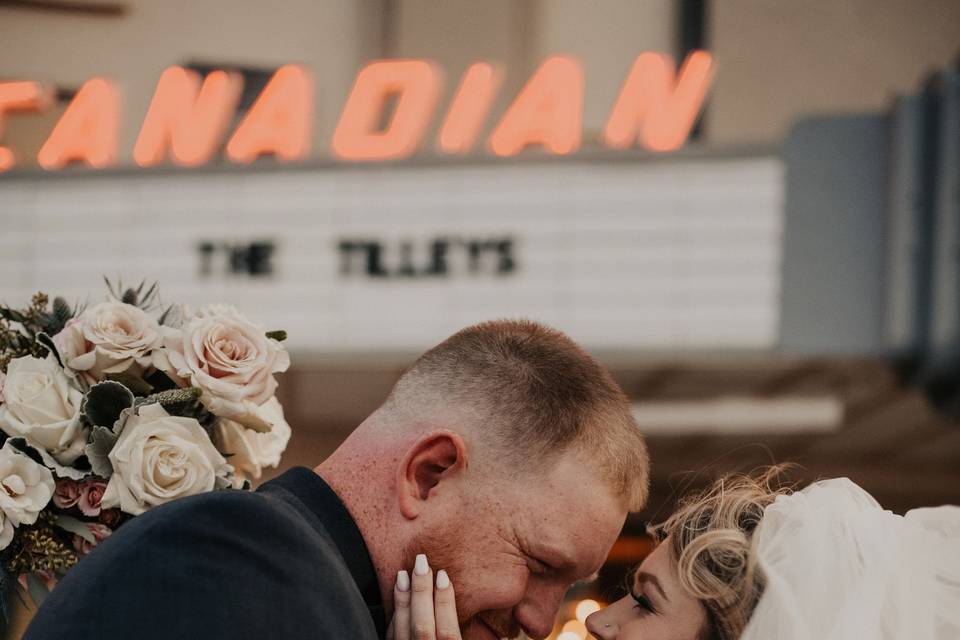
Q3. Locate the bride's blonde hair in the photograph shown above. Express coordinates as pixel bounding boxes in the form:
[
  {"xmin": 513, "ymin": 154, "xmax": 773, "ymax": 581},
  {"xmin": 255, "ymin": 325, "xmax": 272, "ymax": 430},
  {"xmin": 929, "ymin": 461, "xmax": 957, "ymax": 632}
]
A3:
[{"xmin": 650, "ymin": 466, "xmax": 796, "ymax": 640}]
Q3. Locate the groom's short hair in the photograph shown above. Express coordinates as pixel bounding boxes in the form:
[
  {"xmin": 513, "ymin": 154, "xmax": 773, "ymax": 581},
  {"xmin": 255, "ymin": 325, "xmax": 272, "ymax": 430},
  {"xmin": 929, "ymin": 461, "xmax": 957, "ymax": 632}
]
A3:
[{"xmin": 384, "ymin": 319, "xmax": 649, "ymax": 510}]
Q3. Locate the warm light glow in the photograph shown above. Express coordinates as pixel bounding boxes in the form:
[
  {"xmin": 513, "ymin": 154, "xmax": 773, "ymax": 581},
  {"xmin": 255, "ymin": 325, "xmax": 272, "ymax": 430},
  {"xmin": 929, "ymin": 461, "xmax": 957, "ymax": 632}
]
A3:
[
  {"xmin": 562, "ymin": 618, "xmax": 589, "ymax": 638},
  {"xmin": 557, "ymin": 631, "xmax": 583, "ymax": 640},
  {"xmin": 134, "ymin": 66, "xmax": 242, "ymax": 167},
  {"xmin": 38, "ymin": 77, "xmax": 119, "ymax": 170},
  {"xmin": 0, "ymin": 81, "xmax": 51, "ymax": 172},
  {"xmin": 226, "ymin": 64, "xmax": 313, "ymax": 163},
  {"xmin": 438, "ymin": 62, "xmax": 501, "ymax": 154},
  {"xmin": 488, "ymin": 55, "xmax": 583, "ymax": 157},
  {"xmin": 602, "ymin": 50, "xmax": 714, "ymax": 153},
  {"xmin": 332, "ymin": 59, "xmax": 441, "ymax": 161},
  {"xmin": 575, "ymin": 599, "xmax": 601, "ymax": 623}
]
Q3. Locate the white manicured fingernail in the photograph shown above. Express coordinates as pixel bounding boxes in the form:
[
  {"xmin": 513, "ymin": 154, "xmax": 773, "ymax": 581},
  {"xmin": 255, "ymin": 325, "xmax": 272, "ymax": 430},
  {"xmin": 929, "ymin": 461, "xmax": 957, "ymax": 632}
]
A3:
[
  {"xmin": 414, "ymin": 554, "xmax": 429, "ymax": 576},
  {"xmin": 396, "ymin": 570, "xmax": 410, "ymax": 592},
  {"xmin": 436, "ymin": 570, "xmax": 450, "ymax": 590}
]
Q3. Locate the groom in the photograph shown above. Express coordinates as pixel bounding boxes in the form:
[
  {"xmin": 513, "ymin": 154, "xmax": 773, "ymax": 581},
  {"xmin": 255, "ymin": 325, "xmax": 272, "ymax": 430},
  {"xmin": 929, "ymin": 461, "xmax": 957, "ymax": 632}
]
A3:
[{"xmin": 26, "ymin": 320, "xmax": 648, "ymax": 640}]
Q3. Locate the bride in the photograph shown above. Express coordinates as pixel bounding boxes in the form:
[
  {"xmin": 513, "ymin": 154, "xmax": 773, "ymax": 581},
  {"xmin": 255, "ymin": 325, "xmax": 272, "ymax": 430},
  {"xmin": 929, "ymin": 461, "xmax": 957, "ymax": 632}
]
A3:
[{"xmin": 388, "ymin": 467, "xmax": 960, "ymax": 640}]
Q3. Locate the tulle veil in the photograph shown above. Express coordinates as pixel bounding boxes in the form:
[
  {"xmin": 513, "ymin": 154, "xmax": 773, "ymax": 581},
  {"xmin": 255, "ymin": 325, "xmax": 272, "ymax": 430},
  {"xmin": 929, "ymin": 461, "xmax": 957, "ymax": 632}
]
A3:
[{"xmin": 741, "ymin": 478, "xmax": 960, "ymax": 640}]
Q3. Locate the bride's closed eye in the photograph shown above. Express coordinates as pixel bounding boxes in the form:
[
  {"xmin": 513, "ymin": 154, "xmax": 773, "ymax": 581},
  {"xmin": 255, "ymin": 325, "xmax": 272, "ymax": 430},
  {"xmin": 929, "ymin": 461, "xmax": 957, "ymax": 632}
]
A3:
[{"xmin": 631, "ymin": 590, "xmax": 658, "ymax": 615}]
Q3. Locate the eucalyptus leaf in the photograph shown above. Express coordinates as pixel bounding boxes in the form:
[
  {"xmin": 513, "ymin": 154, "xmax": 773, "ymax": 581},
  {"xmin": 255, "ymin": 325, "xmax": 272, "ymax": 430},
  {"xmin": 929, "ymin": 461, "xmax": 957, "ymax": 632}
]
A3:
[
  {"xmin": 85, "ymin": 426, "xmax": 117, "ymax": 477},
  {"xmin": 24, "ymin": 574, "xmax": 49, "ymax": 609},
  {"xmin": 55, "ymin": 515, "xmax": 96, "ymax": 544},
  {"xmin": 104, "ymin": 372, "xmax": 153, "ymax": 396},
  {"xmin": 82, "ymin": 381, "xmax": 135, "ymax": 428},
  {"xmin": 35, "ymin": 332, "xmax": 63, "ymax": 368}
]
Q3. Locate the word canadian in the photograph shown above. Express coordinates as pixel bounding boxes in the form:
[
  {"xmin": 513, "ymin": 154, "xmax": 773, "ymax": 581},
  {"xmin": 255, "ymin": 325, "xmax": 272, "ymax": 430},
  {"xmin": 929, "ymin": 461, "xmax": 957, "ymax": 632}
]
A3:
[{"xmin": 0, "ymin": 52, "xmax": 714, "ymax": 172}]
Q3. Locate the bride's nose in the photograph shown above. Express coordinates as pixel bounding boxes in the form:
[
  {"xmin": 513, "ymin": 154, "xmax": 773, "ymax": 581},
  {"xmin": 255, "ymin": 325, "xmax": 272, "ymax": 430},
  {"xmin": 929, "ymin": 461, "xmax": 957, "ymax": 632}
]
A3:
[{"xmin": 585, "ymin": 609, "xmax": 616, "ymax": 639}]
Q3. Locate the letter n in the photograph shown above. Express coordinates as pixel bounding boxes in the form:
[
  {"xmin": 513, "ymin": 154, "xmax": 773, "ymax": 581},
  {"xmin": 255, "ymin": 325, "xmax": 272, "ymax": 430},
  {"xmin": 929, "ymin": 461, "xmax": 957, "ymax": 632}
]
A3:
[
  {"xmin": 603, "ymin": 51, "xmax": 714, "ymax": 152},
  {"xmin": 134, "ymin": 66, "xmax": 242, "ymax": 167}
]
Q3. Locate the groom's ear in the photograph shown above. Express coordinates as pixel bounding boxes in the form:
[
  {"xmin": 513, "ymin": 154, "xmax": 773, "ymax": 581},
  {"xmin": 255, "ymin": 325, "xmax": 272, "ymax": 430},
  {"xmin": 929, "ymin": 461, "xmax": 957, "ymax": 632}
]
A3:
[{"xmin": 396, "ymin": 431, "xmax": 468, "ymax": 520}]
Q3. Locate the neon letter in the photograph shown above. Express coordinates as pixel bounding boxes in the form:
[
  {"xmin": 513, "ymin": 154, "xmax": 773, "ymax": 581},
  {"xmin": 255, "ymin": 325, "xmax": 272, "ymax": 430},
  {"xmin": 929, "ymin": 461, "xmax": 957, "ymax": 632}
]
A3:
[
  {"xmin": 332, "ymin": 59, "xmax": 441, "ymax": 161},
  {"xmin": 226, "ymin": 65, "xmax": 313, "ymax": 164},
  {"xmin": 488, "ymin": 56, "xmax": 583, "ymax": 157},
  {"xmin": 603, "ymin": 50, "xmax": 714, "ymax": 153},
  {"xmin": 38, "ymin": 77, "xmax": 120, "ymax": 170},
  {"xmin": 437, "ymin": 62, "xmax": 501, "ymax": 155},
  {"xmin": 0, "ymin": 81, "xmax": 51, "ymax": 172},
  {"xmin": 134, "ymin": 66, "xmax": 242, "ymax": 167}
]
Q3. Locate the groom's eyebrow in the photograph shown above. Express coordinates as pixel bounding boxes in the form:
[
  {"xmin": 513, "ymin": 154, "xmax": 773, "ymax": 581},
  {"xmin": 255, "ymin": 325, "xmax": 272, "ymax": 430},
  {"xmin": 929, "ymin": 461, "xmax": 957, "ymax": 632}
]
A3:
[{"xmin": 637, "ymin": 572, "xmax": 670, "ymax": 603}]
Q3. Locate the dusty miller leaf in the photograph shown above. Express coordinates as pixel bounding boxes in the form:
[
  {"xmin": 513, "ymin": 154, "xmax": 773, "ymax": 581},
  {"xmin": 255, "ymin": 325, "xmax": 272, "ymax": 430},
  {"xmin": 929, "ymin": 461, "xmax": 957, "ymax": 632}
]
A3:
[
  {"xmin": 85, "ymin": 426, "xmax": 118, "ymax": 477},
  {"xmin": 82, "ymin": 381, "xmax": 135, "ymax": 428}
]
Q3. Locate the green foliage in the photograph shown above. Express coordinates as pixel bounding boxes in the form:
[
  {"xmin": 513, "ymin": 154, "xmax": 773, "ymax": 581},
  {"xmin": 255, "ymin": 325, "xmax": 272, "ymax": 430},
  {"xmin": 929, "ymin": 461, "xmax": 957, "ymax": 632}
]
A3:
[
  {"xmin": 82, "ymin": 381, "xmax": 135, "ymax": 429},
  {"xmin": 103, "ymin": 277, "xmax": 160, "ymax": 311},
  {"xmin": 85, "ymin": 426, "xmax": 119, "ymax": 477},
  {"xmin": 266, "ymin": 330, "xmax": 287, "ymax": 342}
]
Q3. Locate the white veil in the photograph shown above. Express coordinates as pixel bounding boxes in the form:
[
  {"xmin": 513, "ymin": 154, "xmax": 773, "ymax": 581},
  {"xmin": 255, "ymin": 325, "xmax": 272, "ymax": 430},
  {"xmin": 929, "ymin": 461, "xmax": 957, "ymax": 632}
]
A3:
[{"xmin": 740, "ymin": 478, "xmax": 960, "ymax": 640}]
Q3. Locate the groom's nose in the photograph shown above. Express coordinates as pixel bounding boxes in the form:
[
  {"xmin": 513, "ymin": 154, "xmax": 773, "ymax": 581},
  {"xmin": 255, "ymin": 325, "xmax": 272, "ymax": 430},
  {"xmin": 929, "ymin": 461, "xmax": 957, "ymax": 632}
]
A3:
[{"xmin": 514, "ymin": 582, "xmax": 570, "ymax": 639}]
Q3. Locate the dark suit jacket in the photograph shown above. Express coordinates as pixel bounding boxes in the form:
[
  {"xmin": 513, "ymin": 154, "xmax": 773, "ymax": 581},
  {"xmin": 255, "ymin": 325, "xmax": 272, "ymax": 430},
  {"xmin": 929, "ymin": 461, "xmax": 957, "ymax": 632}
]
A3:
[{"xmin": 25, "ymin": 467, "xmax": 387, "ymax": 639}]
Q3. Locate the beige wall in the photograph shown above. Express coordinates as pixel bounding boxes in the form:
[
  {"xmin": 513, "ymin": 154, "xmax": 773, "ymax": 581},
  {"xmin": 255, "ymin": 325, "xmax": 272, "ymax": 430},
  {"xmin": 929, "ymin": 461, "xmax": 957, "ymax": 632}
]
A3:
[{"xmin": 708, "ymin": 0, "xmax": 960, "ymax": 144}]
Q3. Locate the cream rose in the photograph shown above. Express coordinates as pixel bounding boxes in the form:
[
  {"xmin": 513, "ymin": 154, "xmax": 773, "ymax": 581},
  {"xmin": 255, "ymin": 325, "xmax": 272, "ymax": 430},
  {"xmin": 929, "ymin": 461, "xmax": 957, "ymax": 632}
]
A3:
[
  {"xmin": 0, "ymin": 440, "xmax": 55, "ymax": 528},
  {"xmin": 213, "ymin": 397, "xmax": 291, "ymax": 488},
  {"xmin": 102, "ymin": 403, "xmax": 230, "ymax": 515},
  {"xmin": 53, "ymin": 301, "xmax": 163, "ymax": 384},
  {"xmin": 159, "ymin": 305, "xmax": 289, "ymax": 432},
  {"xmin": 0, "ymin": 510, "xmax": 13, "ymax": 551},
  {"xmin": 0, "ymin": 356, "xmax": 88, "ymax": 464}
]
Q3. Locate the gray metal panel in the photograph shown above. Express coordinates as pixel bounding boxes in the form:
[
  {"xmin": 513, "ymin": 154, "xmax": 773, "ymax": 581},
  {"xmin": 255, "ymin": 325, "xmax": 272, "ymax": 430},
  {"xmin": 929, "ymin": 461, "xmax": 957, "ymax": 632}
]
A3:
[
  {"xmin": 884, "ymin": 94, "xmax": 936, "ymax": 354},
  {"xmin": 929, "ymin": 70, "xmax": 960, "ymax": 356},
  {"xmin": 779, "ymin": 114, "xmax": 890, "ymax": 353}
]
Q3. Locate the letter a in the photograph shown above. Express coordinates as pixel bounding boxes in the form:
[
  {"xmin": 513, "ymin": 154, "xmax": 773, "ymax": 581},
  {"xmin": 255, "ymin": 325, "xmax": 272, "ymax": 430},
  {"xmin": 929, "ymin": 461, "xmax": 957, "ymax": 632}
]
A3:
[
  {"xmin": 603, "ymin": 51, "xmax": 714, "ymax": 152},
  {"xmin": 38, "ymin": 77, "xmax": 119, "ymax": 170},
  {"xmin": 332, "ymin": 59, "xmax": 441, "ymax": 161},
  {"xmin": 226, "ymin": 65, "xmax": 313, "ymax": 163},
  {"xmin": 134, "ymin": 66, "xmax": 242, "ymax": 167},
  {"xmin": 0, "ymin": 81, "xmax": 51, "ymax": 172},
  {"xmin": 488, "ymin": 56, "xmax": 583, "ymax": 157}
]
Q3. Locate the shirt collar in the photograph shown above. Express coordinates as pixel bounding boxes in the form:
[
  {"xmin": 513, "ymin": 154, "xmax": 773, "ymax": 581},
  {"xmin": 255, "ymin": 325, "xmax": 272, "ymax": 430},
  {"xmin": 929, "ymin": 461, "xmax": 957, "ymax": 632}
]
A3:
[{"xmin": 259, "ymin": 467, "xmax": 387, "ymax": 638}]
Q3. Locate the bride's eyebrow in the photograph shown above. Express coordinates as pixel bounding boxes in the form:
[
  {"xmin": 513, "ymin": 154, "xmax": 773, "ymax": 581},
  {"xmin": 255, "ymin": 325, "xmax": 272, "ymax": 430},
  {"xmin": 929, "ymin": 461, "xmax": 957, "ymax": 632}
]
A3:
[{"xmin": 636, "ymin": 571, "xmax": 670, "ymax": 603}]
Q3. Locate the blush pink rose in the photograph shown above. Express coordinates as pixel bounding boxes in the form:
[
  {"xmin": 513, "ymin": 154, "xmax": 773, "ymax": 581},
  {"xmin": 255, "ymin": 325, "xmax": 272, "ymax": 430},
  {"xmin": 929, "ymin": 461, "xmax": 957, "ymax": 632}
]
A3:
[
  {"xmin": 78, "ymin": 480, "xmax": 107, "ymax": 517},
  {"xmin": 53, "ymin": 478, "xmax": 80, "ymax": 509},
  {"xmin": 72, "ymin": 522, "xmax": 112, "ymax": 555},
  {"xmin": 98, "ymin": 508, "xmax": 122, "ymax": 527}
]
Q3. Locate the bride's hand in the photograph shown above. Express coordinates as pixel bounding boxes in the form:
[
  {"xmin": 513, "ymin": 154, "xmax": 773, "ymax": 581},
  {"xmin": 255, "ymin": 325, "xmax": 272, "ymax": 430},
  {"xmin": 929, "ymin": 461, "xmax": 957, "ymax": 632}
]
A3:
[{"xmin": 389, "ymin": 553, "xmax": 462, "ymax": 640}]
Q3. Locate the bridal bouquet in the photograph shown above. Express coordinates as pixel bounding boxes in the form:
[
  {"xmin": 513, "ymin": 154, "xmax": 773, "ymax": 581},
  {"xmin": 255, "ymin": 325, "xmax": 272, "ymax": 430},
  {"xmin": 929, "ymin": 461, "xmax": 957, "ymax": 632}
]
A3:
[{"xmin": 0, "ymin": 282, "xmax": 291, "ymax": 612}]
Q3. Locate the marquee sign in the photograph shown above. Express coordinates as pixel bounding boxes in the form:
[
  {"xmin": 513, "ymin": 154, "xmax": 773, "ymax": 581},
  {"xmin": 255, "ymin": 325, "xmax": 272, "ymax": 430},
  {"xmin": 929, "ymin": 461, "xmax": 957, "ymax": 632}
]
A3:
[{"xmin": 0, "ymin": 52, "xmax": 714, "ymax": 172}]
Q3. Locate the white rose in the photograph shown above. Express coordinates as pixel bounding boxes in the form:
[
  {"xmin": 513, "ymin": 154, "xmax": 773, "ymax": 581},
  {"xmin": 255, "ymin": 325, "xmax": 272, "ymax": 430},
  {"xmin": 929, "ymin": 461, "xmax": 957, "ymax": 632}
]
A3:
[
  {"xmin": 53, "ymin": 301, "xmax": 163, "ymax": 384},
  {"xmin": 0, "ymin": 510, "xmax": 13, "ymax": 551},
  {"xmin": 0, "ymin": 356, "xmax": 88, "ymax": 464},
  {"xmin": 0, "ymin": 440, "xmax": 55, "ymax": 527},
  {"xmin": 102, "ymin": 403, "xmax": 230, "ymax": 515},
  {"xmin": 213, "ymin": 397, "xmax": 291, "ymax": 488},
  {"xmin": 159, "ymin": 305, "xmax": 289, "ymax": 433}
]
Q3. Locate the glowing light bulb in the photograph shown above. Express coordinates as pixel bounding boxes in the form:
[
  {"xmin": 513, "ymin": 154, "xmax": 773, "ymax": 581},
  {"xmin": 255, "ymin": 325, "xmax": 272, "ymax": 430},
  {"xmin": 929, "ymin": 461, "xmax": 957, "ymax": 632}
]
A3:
[{"xmin": 575, "ymin": 599, "xmax": 601, "ymax": 623}]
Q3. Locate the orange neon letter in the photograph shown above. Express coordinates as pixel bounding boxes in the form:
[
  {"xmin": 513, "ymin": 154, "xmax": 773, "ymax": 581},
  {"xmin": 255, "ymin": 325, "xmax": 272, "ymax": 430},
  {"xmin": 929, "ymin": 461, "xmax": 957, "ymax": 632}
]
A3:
[
  {"xmin": 603, "ymin": 50, "xmax": 714, "ymax": 153},
  {"xmin": 134, "ymin": 66, "xmax": 242, "ymax": 167},
  {"xmin": 226, "ymin": 65, "xmax": 313, "ymax": 164},
  {"xmin": 488, "ymin": 56, "xmax": 583, "ymax": 157},
  {"xmin": 332, "ymin": 59, "xmax": 441, "ymax": 161},
  {"xmin": 437, "ymin": 62, "xmax": 501, "ymax": 155},
  {"xmin": 0, "ymin": 81, "xmax": 51, "ymax": 172},
  {"xmin": 37, "ymin": 77, "xmax": 120, "ymax": 170}
]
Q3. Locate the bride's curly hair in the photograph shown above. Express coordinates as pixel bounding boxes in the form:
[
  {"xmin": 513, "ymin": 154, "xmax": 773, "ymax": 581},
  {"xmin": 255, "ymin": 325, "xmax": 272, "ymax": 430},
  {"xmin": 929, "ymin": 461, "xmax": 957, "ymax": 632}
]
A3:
[{"xmin": 649, "ymin": 466, "xmax": 797, "ymax": 640}]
